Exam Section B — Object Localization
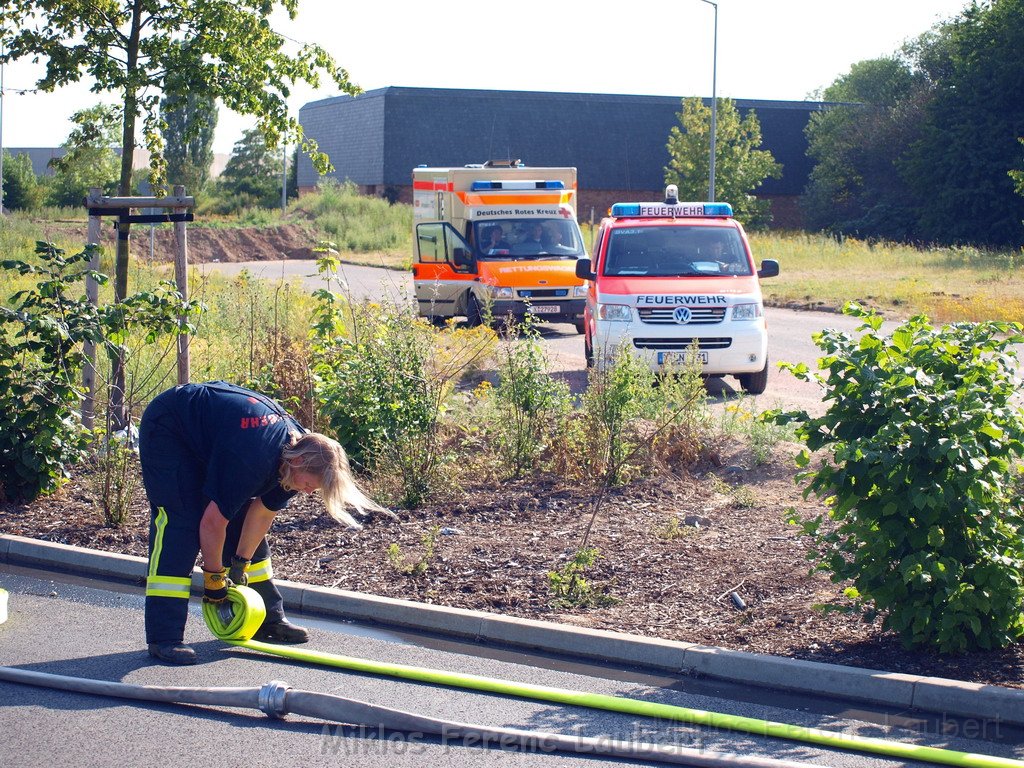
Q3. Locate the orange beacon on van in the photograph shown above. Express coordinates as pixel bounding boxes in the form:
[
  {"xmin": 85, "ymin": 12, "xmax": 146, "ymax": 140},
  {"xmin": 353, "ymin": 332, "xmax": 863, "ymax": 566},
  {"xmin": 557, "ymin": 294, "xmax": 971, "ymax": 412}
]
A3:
[
  {"xmin": 412, "ymin": 160, "xmax": 588, "ymax": 331},
  {"xmin": 575, "ymin": 186, "xmax": 780, "ymax": 394}
]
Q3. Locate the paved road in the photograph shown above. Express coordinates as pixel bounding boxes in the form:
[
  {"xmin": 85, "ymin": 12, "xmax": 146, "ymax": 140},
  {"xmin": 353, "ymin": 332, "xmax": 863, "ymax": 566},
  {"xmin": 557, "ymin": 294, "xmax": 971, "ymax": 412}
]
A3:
[
  {"xmin": 3, "ymin": 565, "xmax": 1021, "ymax": 768},
  {"xmin": 198, "ymin": 260, "xmax": 894, "ymax": 416}
]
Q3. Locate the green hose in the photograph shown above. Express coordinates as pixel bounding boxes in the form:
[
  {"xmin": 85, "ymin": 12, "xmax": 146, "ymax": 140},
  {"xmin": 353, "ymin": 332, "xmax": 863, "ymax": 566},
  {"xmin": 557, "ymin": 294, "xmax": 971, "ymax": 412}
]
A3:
[
  {"xmin": 201, "ymin": 585, "xmax": 266, "ymax": 640},
  {"xmin": 230, "ymin": 640, "xmax": 1022, "ymax": 768},
  {"xmin": 205, "ymin": 588, "xmax": 1022, "ymax": 768}
]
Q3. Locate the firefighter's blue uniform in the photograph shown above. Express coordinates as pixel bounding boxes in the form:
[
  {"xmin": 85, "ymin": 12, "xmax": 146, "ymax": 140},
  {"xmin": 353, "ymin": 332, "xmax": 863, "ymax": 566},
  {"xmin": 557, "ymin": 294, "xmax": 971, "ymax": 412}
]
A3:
[{"xmin": 139, "ymin": 381, "xmax": 303, "ymax": 645}]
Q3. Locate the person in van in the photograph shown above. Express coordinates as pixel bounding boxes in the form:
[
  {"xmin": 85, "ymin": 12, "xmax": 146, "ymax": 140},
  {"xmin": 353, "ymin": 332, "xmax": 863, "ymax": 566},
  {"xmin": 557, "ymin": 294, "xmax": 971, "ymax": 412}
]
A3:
[{"xmin": 484, "ymin": 225, "xmax": 511, "ymax": 253}]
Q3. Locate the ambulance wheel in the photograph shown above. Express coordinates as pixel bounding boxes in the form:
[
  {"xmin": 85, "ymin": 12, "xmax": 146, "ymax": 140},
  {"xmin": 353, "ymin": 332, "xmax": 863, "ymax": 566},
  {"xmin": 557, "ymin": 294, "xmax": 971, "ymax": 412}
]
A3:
[
  {"xmin": 466, "ymin": 293, "xmax": 484, "ymax": 327},
  {"xmin": 574, "ymin": 320, "xmax": 586, "ymax": 335},
  {"xmin": 584, "ymin": 335, "xmax": 594, "ymax": 368},
  {"xmin": 738, "ymin": 360, "xmax": 768, "ymax": 395}
]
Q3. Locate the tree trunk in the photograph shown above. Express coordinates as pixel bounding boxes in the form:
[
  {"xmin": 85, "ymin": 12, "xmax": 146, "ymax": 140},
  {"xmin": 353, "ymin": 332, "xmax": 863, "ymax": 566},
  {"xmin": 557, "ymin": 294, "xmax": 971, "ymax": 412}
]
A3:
[{"xmin": 109, "ymin": 0, "xmax": 145, "ymax": 431}]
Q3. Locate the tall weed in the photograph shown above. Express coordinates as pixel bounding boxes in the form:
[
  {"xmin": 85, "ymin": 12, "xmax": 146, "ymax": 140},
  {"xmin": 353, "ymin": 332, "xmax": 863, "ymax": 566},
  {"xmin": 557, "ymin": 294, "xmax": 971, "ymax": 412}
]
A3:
[{"xmin": 491, "ymin": 316, "xmax": 572, "ymax": 478}]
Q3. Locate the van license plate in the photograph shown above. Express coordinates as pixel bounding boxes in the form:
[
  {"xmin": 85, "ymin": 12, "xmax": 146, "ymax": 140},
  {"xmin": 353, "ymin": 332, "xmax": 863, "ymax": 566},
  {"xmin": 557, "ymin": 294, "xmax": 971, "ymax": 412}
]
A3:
[
  {"xmin": 658, "ymin": 351, "xmax": 709, "ymax": 365},
  {"xmin": 528, "ymin": 304, "xmax": 560, "ymax": 314}
]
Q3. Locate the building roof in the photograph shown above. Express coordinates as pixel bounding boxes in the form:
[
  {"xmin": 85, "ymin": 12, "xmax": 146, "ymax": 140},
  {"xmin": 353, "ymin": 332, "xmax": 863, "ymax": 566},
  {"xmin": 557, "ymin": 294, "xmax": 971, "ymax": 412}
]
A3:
[
  {"xmin": 4, "ymin": 147, "xmax": 230, "ymax": 179},
  {"xmin": 297, "ymin": 86, "xmax": 829, "ymax": 195}
]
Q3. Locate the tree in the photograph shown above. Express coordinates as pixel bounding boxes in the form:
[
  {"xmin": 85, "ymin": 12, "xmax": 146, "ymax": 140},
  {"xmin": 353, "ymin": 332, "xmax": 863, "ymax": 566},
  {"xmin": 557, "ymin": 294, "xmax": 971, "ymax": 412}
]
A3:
[
  {"xmin": 1, "ymin": 151, "xmax": 45, "ymax": 211},
  {"xmin": 0, "ymin": 0, "xmax": 359, "ymax": 427},
  {"xmin": 217, "ymin": 128, "xmax": 284, "ymax": 209},
  {"xmin": 46, "ymin": 104, "xmax": 122, "ymax": 208},
  {"xmin": 162, "ymin": 90, "xmax": 218, "ymax": 195},
  {"xmin": 665, "ymin": 97, "xmax": 781, "ymax": 228},
  {"xmin": 801, "ymin": 57, "xmax": 928, "ymax": 239},
  {"xmin": 1011, "ymin": 138, "xmax": 1024, "ymax": 198},
  {"xmin": 903, "ymin": 0, "xmax": 1024, "ymax": 247}
]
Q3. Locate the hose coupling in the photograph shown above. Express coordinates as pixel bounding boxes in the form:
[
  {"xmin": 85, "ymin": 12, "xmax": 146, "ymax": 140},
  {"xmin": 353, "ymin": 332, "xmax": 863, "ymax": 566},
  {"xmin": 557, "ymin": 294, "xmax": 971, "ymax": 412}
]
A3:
[{"xmin": 258, "ymin": 679, "xmax": 291, "ymax": 719}]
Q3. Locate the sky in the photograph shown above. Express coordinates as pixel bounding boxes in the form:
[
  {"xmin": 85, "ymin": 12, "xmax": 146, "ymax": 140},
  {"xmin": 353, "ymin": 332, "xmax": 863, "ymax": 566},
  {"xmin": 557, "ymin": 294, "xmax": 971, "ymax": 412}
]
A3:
[{"xmin": 0, "ymin": 0, "xmax": 972, "ymax": 156}]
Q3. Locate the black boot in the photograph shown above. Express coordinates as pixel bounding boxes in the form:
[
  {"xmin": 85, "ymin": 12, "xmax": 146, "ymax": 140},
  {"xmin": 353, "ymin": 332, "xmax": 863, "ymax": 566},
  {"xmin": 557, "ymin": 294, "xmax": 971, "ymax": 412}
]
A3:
[
  {"xmin": 252, "ymin": 618, "xmax": 310, "ymax": 644},
  {"xmin": 148, "ymin": 641, "xmax": 197, "ymax": 665}
]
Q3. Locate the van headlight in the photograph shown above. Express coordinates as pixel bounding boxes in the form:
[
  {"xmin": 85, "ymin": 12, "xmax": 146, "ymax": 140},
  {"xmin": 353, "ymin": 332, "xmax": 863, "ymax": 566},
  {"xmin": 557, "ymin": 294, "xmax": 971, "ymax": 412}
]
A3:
[
  {"xmin": 598, "ymin": 303, "xmax": 632, "ymax": 322},
  {"xmin": 573, "ymin": 285, "xmax": 588, "ymax": 298},
  {"xmin": 489, "ymin": 286, "xmax": 513, "ymax": 299},
  {"xmin": 732, "ymin": 303, "xmax": 762, "ymax": 320}
]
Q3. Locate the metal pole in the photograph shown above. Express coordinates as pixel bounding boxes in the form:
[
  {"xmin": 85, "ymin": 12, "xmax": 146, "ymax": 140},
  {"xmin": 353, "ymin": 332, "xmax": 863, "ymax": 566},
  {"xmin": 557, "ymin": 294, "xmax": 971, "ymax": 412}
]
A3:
[
  {"xmin": 1, "ymin": 43, "xmax": 6, "ymax": 216},
  {"xmin": 700, "ymin": 0, "xmax": 718, "ymax": 202},
  {"xmin": 173, "ymin": 184, "xmax": 190, "ymax": 384}
]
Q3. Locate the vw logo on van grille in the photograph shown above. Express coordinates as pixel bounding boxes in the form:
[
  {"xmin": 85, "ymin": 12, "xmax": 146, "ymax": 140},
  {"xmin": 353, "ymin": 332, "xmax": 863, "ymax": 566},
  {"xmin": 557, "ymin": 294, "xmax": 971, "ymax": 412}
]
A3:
[{"xmin": 673, "ymin": 306, "xmax": 692, "ymax": 324}]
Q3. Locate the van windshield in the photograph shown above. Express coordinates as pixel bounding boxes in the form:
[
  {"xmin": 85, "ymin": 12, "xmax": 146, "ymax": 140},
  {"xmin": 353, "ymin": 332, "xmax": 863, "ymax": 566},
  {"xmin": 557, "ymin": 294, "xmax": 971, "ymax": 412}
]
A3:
[
  {"xmin": 473, "ymin": 219, "xmax": 585, "ymax": 260},
  {"xmin": 603, "ymin": 226, "xmax": 752, "ymax": 277}
]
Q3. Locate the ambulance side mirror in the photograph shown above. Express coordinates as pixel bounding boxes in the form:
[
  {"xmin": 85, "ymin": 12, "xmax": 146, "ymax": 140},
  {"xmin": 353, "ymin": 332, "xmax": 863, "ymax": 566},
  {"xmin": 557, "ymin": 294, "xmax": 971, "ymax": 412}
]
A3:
[
  {"xmin": 452, "ymin": 247, "xmax": 475, "ymax": 272},
  {"xmin": 575, "ymin": 258, "xmax": 596, "ymax": 281},
  {"xmin": 757, "ymin": 259, "xmax": 780, "ymax": 279}
]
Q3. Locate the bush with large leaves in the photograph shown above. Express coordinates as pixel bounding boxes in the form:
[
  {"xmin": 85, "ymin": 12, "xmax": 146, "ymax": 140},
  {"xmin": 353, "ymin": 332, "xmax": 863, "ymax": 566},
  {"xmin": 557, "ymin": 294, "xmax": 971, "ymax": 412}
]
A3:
[
  {"xmin": 768, "ymin": 303, "xmax": 1024, "ymax": 652},
  {"xmin": 1, "ymin": 242, "xmax": 200, "ymax": 503}
]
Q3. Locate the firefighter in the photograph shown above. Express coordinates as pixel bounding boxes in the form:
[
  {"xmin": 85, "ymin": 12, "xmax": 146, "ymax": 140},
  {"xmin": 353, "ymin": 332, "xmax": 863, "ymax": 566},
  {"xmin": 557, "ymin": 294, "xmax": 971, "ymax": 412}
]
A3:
[{"xmin": 139, "ymin": 381, "xmax": 384, "ymax": 665}]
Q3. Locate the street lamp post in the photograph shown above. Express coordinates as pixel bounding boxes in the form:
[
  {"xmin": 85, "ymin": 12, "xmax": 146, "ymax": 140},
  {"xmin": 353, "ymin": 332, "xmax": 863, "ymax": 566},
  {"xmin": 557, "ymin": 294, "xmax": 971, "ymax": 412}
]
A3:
[
  {"xmin": 1, "ymin": 45, "xmax": 5, "ymax": 216},
  {"xmin": 699, "ymin": 0, "xmax": 718, "ymax": 202}
]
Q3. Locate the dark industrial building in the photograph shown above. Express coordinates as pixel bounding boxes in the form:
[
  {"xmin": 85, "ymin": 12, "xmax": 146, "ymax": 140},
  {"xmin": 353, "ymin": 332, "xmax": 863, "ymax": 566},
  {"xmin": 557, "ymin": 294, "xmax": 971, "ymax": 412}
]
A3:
[{"xmin": 297, "ymin": 86, "xmax": 828, "ymax": 228}]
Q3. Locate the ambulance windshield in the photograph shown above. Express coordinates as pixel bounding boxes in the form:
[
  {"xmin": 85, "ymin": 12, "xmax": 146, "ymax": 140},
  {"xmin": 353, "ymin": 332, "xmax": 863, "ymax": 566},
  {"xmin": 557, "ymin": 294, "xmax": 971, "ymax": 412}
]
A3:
[
  {"xmin": 602, "ymin": 226, "xmax": 751, "ymax": 277},
  {"xmin": 473, "ymin": 219, "xmax": 585, "ymax": 260}
]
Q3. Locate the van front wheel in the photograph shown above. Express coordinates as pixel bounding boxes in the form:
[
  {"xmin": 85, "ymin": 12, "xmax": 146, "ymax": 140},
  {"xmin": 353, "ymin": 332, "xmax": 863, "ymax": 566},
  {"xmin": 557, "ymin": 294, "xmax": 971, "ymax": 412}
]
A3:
[
  {"xmin": 738, "ymin": 360, "xmax": 768, "ymax": 395},
  {"xmin": 466, "ymin": 293, "xmax": 484, "ymax": 327}
]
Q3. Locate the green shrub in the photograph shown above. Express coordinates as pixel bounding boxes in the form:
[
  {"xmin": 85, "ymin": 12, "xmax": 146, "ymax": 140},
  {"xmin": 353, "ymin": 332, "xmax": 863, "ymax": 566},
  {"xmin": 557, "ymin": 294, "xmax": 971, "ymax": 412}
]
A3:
[
  {"xmin": 547, "ymin": 547, "xmax": 619, "ymax": 608},
  {"xmin": 0, "ymin": 244, "xmax": 102, "ymax": 501},
  {"xmin": 386, "ymin": 526, "xmax": 441, "ymax": 577},
  {"xmin": 769, "ymin": 302, "xmax": 1024, "ymax": 652},
  {"xmin": 0, "ymin": 242, "xmax": 202, "ymax": 503},
  {"xmin": 311, "ymin": 280, "xmax": 493, "ymax": 507}
]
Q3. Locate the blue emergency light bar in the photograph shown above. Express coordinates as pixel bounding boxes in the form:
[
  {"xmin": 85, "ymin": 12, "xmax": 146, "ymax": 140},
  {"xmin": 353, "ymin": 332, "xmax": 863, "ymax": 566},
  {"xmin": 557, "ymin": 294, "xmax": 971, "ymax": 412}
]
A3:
[
  {"xmin": 470, "ymin": 180, "xmax": 566, "ymax": 191},
  {"xmin": 610, "ymin": 201, "xmax": 734, "ymax": 218}
]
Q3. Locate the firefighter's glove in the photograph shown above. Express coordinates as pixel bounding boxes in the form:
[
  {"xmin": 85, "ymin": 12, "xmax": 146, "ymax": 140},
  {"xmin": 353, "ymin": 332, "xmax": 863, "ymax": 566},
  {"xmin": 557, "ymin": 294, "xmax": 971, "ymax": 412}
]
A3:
[
  {"xmin": 228, "ymin": 555, "xmax": 251, "ymax": 586},
  {"xmin": 202, "ymin": 567, "xmax": 231, "ymax": 603}
]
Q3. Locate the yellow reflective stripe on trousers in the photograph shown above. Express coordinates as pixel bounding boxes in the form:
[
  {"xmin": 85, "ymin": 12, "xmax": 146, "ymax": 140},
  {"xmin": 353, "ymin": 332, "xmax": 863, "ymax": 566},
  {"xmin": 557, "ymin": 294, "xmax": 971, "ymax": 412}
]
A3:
[
  {"xmin": 247, "ymin": 557, "xmax": 274, "ymax": 583},
  {"xmin": 146, "ymin": 575, "xmax": 192, "ymax": 599},
  {"xmin": 146, "ymin": 506, "xmax": 191, "ymax": 597},
  {"xmin": 148, "ymin": 506, "xmax": 169, "ymax": 578}
]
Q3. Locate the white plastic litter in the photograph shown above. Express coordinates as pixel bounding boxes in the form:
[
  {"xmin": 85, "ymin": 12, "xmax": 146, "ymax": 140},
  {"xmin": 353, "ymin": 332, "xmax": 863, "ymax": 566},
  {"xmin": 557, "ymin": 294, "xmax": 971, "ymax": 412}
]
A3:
[{"xmin": 0, "ymin": 588, "xmax": 8, "ymax": 625}]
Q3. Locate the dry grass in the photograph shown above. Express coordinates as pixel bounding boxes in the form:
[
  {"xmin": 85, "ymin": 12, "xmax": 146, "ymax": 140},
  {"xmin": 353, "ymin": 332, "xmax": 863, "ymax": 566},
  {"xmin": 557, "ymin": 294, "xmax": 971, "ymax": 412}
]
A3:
[{"xmin": 751, "ymin": 231, "xmax": 1024, "ymax": 323}]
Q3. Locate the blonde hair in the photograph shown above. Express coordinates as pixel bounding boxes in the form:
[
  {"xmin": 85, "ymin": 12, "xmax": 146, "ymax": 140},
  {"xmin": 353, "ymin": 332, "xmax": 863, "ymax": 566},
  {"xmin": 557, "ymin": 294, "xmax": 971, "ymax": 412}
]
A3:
[{"xmin": 280, "ymin": 433, "xmax": 387, "ymax": 529}]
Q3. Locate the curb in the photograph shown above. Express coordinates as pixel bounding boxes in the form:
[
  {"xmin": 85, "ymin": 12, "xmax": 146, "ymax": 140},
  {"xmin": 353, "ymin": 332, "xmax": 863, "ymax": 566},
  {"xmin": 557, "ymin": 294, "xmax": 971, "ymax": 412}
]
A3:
[{"xmin": 2, "ymin": 533, "xmax": 1022, "ymax": 725}]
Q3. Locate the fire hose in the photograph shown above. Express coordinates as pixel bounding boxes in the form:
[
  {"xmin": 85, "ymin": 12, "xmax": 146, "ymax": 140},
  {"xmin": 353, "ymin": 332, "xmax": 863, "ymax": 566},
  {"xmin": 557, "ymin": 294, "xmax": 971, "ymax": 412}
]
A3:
[
  {"xmin": 203, "ymin": 586, "xmax": 1022, "ymax": 768},
  {"xmin": 1, "ymin": 585, "xmax": 1020, "ymax": 768}
]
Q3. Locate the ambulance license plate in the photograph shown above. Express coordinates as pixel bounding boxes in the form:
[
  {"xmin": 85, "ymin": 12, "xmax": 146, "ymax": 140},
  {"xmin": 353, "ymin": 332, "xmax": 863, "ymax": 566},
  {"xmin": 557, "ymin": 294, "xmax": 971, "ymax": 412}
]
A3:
[
  {"xmin": 528, "ymin": 304, "xmax": 560, "ymax": 315},
  {"xmin": 658, "ymin": 351, "xmax": 708, "ymax": 365}
]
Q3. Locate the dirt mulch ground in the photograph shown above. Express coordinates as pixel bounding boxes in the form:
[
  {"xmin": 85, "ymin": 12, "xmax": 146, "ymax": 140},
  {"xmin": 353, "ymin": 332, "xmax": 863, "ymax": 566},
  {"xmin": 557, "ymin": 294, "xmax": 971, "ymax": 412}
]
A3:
[
  {"xmin": 31, "ymin": 220, "xmax": 320, "ymax": 264},
  {"xmin": 3, "ymin": 439, "xmax": 1022, "ymax": 690}
]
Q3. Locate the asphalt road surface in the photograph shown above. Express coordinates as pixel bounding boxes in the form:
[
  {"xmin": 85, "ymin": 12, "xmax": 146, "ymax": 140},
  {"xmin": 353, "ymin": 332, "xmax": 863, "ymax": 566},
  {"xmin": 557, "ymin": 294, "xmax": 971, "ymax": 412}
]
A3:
[
  {"xmin": 3, "ymin": 564, "xmax": 1022, "ymax": 768},
  {"xmin": 197, "ymin": 259, "xmax": 900, "ymax": 416}
]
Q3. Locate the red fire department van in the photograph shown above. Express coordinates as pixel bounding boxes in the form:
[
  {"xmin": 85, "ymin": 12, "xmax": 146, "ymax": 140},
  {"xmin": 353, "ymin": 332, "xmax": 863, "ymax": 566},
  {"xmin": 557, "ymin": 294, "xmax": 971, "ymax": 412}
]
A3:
[{"xmin": 575, "ymin": 186, "xmax": 780, "ymax": 394}]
